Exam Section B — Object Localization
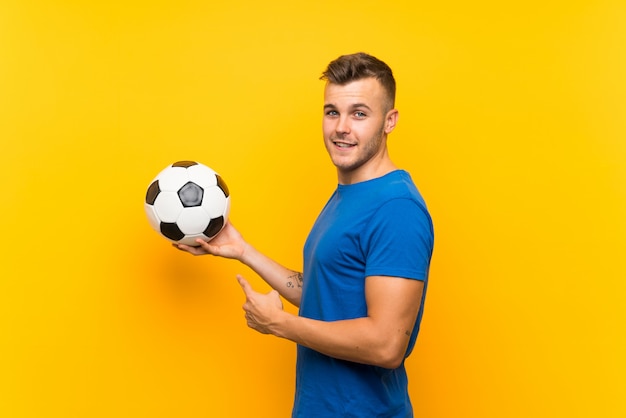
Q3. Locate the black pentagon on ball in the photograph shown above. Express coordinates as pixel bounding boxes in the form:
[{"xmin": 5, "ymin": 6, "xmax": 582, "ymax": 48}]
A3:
[
  {"xmin": 160, "ymin": 222, "xmax": 185, "ymax": 241},
  {"xmin": 145, "ymin": 180, "xmax": 160, "ymax": 205},
  {"xmin": 216, "ymin": 175, "xmax": 230, "ymax": 197},
  {"xmin": 178, "ymin": 181, "xmax": 204, "ymax": 207},
  {"xmin": 172, "ymin": 160, "xmax": 198, "ymax": 168},
  {"xmin": 204, "ymin": 216, "xmax": 225, "ymax": 238}
]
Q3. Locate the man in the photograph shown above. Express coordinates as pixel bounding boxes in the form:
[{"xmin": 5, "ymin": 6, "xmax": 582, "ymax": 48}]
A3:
[{"xmin": 177, "ymin": 52, "xmax": 434, "ymax": 417}]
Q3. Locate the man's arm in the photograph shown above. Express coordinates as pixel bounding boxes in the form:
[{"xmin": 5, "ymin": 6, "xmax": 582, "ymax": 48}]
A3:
[
  {"xmin": 238, "ymin": 274, "xmax": 424, "ymax": 369},
  {"xmin": 175, "ymin": 221, "xmax": 303, "ymax": 307}
]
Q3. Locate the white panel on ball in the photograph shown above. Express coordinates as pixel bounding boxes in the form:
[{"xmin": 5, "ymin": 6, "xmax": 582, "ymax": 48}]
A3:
[
  {"xmin": 158, "ymin": 167, "xmax": 190, "ymax": 192},
  {"xmin": 153, "ymin": 192, "xmax": 183, "ymax": 222},
  {"xmin": 177, "ymin": 206, "xmax": 212, "ymax": 235},
  {"xmin": 144, "ymin": 204, "xmax": 161, "ymax": 232},
  {"xmin": 202, "ymin": 187, "xmax": 229, "ymax": 218},
  {"xmin": 187, "ymin": 164, "xmax": 218, "ymax": 189}
]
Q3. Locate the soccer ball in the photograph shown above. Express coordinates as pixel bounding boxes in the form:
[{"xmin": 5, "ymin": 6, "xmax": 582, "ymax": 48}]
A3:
[{"xmin": 144, "ymin": 161, "xmax": 230, "ymax": 246}]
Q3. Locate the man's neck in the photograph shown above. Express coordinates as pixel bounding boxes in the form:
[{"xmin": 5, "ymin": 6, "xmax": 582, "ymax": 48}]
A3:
[{"xmin": 337, "ymin": 157, "xmax": 398, "ymax": 185}]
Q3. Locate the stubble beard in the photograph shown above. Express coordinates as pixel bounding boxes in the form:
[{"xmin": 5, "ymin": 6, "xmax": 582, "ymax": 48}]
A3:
[{"xmin": 328, "ymin": 124, "xmax": 387, "ymax": 175}]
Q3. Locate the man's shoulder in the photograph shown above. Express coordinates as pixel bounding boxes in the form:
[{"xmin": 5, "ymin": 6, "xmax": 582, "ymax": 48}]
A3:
[{"xmin": 370, "ymin": 170, "xmax": 426, "ymax": 207}]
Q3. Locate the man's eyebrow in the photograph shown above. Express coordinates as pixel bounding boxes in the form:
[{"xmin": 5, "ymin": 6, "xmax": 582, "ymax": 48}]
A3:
[
  {"xmin": 323, "ymin": 103, "xmax": 372, "ymax": 111},
  {"xmin": 351, "ymin": 103, "xmax": 372, "ymax": 111}
]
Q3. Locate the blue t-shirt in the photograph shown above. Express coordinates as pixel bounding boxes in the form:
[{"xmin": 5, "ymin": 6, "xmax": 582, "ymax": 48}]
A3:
[{"xmin": 293, "ymin": 170, "xmax": 434, "ymax": 418}]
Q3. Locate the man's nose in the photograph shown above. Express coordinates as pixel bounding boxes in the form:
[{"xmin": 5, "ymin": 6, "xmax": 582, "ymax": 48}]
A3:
[{"xmin": 335, "ymin": 115, "xmax": 351, "ymax": 135}]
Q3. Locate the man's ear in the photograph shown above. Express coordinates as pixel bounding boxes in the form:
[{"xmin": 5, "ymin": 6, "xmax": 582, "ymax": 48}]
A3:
[{"xmin": 384, "ymin": 109, "xmax": 399, "ymax": 134}]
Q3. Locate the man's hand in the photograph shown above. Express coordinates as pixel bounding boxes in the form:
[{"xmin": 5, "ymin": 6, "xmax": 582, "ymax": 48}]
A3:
[
  {"xmin": 174, "ymin": 221, "xmax": 247, "ymax": 260},
  {"xmin": 237, "ymin": 275, "xmax": 285, "ymax": 335}
]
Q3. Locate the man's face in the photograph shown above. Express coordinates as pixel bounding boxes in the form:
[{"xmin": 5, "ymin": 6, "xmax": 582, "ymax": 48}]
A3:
[{"xmin": 322, "ymin": 77, "xmax": 396, "ymax": 184}]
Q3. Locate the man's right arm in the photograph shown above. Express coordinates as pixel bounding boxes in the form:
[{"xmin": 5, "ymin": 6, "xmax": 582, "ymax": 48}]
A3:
[{"xmin": 175, "ymin": 221, "xmax": 303, "ymax": 307}]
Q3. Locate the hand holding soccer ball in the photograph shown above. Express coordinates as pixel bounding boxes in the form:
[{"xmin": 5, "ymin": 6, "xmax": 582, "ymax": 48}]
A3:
[{"xmin": 173, "ymin": 220, "xmax": 248, "ymax": 260}]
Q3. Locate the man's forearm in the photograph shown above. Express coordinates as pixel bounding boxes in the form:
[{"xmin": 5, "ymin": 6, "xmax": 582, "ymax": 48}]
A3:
[
  {"xmin": 269, "ymin": 313, "xmax": 409, "ymax": 369},
  {"xmin": 239, "ymin": 243, "xmax": 303, "ymax": 307}
]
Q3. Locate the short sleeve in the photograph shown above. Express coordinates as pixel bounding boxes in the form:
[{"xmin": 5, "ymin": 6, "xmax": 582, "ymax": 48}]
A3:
[{"xmin": 362, "ymin": 198, "xmax": 434, "ymax": 281}]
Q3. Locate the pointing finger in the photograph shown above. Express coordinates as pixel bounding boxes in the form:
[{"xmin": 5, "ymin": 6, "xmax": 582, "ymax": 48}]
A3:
[{"xmin": 236, "ymin": 275, "xmax": 253, "ymax": 295}]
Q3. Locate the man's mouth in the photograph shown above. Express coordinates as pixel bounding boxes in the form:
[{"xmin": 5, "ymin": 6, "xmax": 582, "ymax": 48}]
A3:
[{"xmin": 333, "ymin": 141, "xmax": 356, "ymax": 149}]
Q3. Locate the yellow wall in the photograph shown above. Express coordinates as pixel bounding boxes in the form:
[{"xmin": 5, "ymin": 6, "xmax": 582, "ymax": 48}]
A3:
[{"xmin": 1, "ymin": 0, "xmax": 625, "ymax": 416}]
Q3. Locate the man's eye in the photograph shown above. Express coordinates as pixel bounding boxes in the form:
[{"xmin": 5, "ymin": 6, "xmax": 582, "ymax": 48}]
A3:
[
  {"xmin": 326, "ymin": 110, "xmax": 339, "ymax": 116},
  {"xmin": 354, "ymin": 111, "xmax": 366, "ymax": 118}
]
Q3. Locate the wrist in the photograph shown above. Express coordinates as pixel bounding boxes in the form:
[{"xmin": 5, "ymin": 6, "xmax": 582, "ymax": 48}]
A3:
[
  {"xmin": 238, "ymin": 241, "xmax": 255, "ymax": 266},
  {"xmin": 270, "ymin": 309, "xmax": 293, "ymax": 340}
]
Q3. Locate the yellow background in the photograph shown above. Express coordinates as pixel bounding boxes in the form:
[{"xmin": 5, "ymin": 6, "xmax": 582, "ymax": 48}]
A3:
[{"xmin": 1, "ymin": 0, "xmax": 625, "ymax": 416}]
